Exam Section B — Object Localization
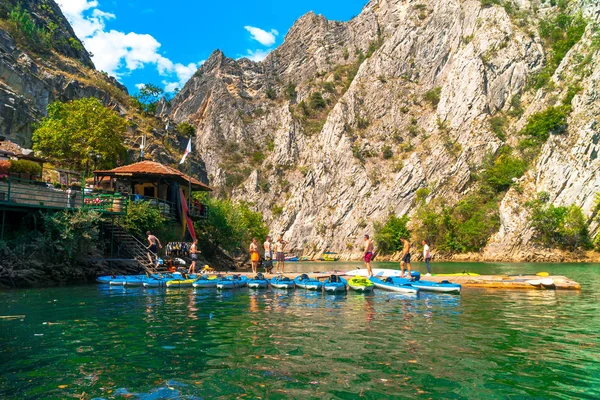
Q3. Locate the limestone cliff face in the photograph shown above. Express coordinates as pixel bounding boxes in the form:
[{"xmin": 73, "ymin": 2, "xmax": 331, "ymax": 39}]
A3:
[{"xmin": 167, "ymin": 0, "xmax": 599, "ymax": 258}]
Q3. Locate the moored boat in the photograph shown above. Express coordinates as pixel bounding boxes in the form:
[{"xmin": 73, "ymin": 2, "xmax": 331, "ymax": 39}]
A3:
[
  {"xmin": 369, "ymin": 276, "xmax": 419, "ymax": 295},
  {"xmin": 216, "ymin": 275, "xmax": 248, "ymax": 290},
  {"xmin": 347, "ymin": 276, "xmax": 374, "ymax": 293},
  {"xmin": 269, "ymin": 275, "xmax": 295, "ymax": 289},
  {"xmin": 389, "ymin": 277, "xmax": 461, "ymax": 294},
  {"xmin": 294, "ymin": 274, "xmax": 323, "ymax": 291},
  {"xmin": 165, "ymin": 279, "xmax": 196, "ymax": 288},
  {"xmin": 321, "ymin": 252, "xmax": 339, "ymax": 261},
  {"xmin": 248, "ymin": 273, "xmax": 269, "ymax": 289},
  {"xmin": 192, "ymin": 275, "xmax": 218, "ymax": 288},
  {"xmin": 323, "ymin": 275, "xmax": 347, "ymax": 293},
  {"xmin": 284, "ymin": 255, "xmax": 299, "ymax": 262}
]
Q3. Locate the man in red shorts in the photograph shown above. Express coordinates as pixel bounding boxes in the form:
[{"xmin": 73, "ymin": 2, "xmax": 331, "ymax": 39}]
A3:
[{"xmin": 363, "ymin": 234, "xmax": 375, "ymax": 277}]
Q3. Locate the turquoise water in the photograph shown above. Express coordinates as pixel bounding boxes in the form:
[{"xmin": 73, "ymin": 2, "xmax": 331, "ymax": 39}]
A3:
[{"xmin": 1, "ymin": 262, "xmax": 599, "ymax": 399}]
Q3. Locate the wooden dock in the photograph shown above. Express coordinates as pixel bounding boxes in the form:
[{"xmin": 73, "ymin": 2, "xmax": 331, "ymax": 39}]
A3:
[{"xmin": 228, "ymin": 271, "xmax": 580, "ymax": 290}]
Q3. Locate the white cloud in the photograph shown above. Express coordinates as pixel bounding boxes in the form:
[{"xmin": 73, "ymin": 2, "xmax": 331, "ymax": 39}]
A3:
[
  {"xmin": 245, "ymin": 49, "xmax": 271, "ymax": 62},
  {"xmin": 135, "ymin": 83, "xmax": 146, "ymax": 90},
  {"xmin": 55, "ymin": 0, "xmax": 199, "ymax": 92},
  {"xmin": 244, "ymin": 26, "xmax": 278, "ymax": 46}
]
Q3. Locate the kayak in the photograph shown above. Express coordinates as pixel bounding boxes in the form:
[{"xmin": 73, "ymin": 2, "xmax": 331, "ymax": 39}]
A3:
[
  {"xmin": 369, "ymin": 276, "xmax": 419, "ymax": 295},
  {"xmin": 389, "ymin": 277, "xmax": 461, "ymax": 294},
  {"xmin": 345, "ymin": 269, "xmax": 419, "ymax": 278},
  {"xmin": 294, "ymin": 274, "xmax": 323, "ymax": 290},
  {"xmin": 166, "ymin": 279, "xmax": 196, "ymax": 288},
  {"xmin": 97, "ymin": 274, "xmax": 145, "ymax": 283},
  {"xmin": 248, "ymin": 273, "xmax": 269, "ymax": 289},
  {"xmin": 347, "ymin": 276, "xmax": 374, "ymax": 293},
  {"xmin": 217, "ymin": 275, "xmax": 248, "ymax": 289},
  {"xmin": 142, "ymin": 275, "xmax": 182, "ymax": 287},
  {"xmin": 192, "ymin": 275, "xmax": 218, "ymax": 288},
  {"xmin": 285, "ymin": 256, "xmax": 299, "ymax": 262},
  {"xmin": 270, "ymin": 275, "xmax": 295, "ymax": 289},
  {"xmin": 323, "ymin": 275, "xmax": 347, "ymax": 293}
]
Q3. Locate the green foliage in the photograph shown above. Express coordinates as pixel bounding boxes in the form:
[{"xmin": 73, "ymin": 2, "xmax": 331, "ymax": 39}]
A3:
[
  {"xmin": 518, "ymin": 105, "xmax": 570, "ymax": 149},
  {"xmin": 322, "ymin": 81, "xmax": 336, "ymax": 93},
  {"xmin": 271, "ymin": 204, "xmax": 284, "ymax": 217},
  {"xmin": 32, "ymin": 97, "xmax": 127, "ymax": 171},
  {"xmin": 482, "ymin": 151, "xmax": 527, "ymax": 193},
  {"xmin": 7, "ymin": 3, "xmax": 55, "ymax": 53},
  {"xmin": 195, "ymin": 197, "xmax": 268, "ymax": 256},
  {"xmin": 285, "ymin": 83, "xmax": 297, "ymax": 100},
  {"xmin": 251, "ymin": 151, "xmax": 265, "ymax": 165},
  {"xmin": 135, "ymin": 83, "xmax": 164, "ymax": 113},
  {"xmin": 374, "ymin": 214, "xmax": 411, "ymax": 255},
  {"xmin": 40, "ymin": 210, "xmax": 101, "ymax": 262},
  {"xmin": 176, "ymin": 121, "xmax": 196, "ymax": 137},
  {"xmin": 68, "ymin": 37, "xmax": 83, "ymax": 53},
  {"xmin": 563, "ymin": 84, "xmax": 583, "ymax": 105},
  {"xmin": 121, "ymin": 201, "xmax": 166, "ymax": 239},
  {"xmin": 309, "ymin": 91, "xmax": 327, "ymax": 109},
  {"xmin": 382, "ymin": 145, "xmax": 393, "ymax": 159},
  {"xmin": 266, "ymin": 87, "xmax": 277, "ymax": 100},
  {"xmin": 424, "ymin": 87, "xmax": 442, "ymax": 107},
  {"xmin": 508, "ymin": 94, "xmax": 524, "ymax": 117},
  {"xmin": 490, "ymin": 115, "xmax": 508, "ymax": 140},
  {"xmin": 480, "ymin": 0, "xmax": 502, "ymax": 7},
  {"xmin": 7, "ymin": 159, "xmax": 41, "ymax": 176},
  {"xmin": 527, "ymin": 194, "xmax": 590, "ymax": 250}
]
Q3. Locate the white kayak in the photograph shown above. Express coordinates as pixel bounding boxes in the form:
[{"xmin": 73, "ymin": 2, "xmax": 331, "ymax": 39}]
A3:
[{"xmin": 345, "ymin": 269, "xmax": 416, "ymax": 278}]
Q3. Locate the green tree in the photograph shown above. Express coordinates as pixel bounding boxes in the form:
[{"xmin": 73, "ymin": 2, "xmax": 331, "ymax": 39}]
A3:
[
  {"xmin": 374, "ymin": 214, "xmax": 411, "ymax": 255},
  {"xmin": 135, "ymin": 83, "xmax": 164, "ymax": 113},
  {"xmin": 32, "ymin": 98, "xmax": 127, "ymax": 171},
  {"xmin": 121, "ymin": 201, "xmax": 166, "ymax": 239},
  {"xmin": 176, "ymin": 121, "xmax": 196, "ymax": 137},
  {"xmin": 309, "ymin": 91, "xmax": 327, "ymax": 109}
]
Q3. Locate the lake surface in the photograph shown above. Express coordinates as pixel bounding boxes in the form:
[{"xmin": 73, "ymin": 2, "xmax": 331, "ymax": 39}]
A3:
[{"xmin": 1, "ymin": 262, "xmax": 599, "ymax": 399}]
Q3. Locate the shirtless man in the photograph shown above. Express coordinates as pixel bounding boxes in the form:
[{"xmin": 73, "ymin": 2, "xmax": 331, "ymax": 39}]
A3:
[
  {"xmin": 399, "ymin": 237, "xmax": 411, "ymax": 278},
  {"xmin": 363, "ymin": 234, "xmax": 375, "ymax": 277},
  {"xmin": 146, "ymin": 231, "xmax": 162, "ymax": 266},
  {"xmin": 263, "ymin": 236, "xmax": 272, "ymax": 260},
  {"xmin": 188, "ymin": 240, "xmax": 198, "ymax": 274},
  {"xmin": 274, "ymin": 237, "xmax": 288, "ymax": 274},
  {"xmin": 249, "ymin": 238, "xmax": 260, "ymax": 274}
]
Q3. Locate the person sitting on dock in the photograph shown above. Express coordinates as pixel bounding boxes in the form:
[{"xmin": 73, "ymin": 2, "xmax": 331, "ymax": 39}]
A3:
[
  {"xmin": 250, "ymin": 238, "xmax": 260, "ymax": 274},
  {"xmin": 188, "ymin": 240, "xmax": 198, "ymax": 274},
  {"xmin": 400, "ymin": 237, "xmax": 411, "ymax": 278},
  {"xmin": 146, "ymin": 231, "xmax": 162, "ymax": 267},
  {"xmin": 363, "ymin": 234, "xmax": 375, "ymax": 277}
]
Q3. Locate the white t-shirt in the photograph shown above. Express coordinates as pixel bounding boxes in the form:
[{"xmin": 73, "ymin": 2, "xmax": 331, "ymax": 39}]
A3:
[{"xmin": 423, "ymin": 244, "xmax": 430, "ymax": 258}]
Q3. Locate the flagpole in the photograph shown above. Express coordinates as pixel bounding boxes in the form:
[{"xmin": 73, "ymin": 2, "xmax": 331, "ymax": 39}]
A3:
[{"xmin": 188, "ymin": 154, "xmax": 192, "ymax": 211}]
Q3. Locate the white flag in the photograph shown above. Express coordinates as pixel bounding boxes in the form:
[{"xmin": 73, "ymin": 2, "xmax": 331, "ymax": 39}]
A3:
[{"xmin": 180, "ymin": 138, "xmax": 192, "ymax": 164}]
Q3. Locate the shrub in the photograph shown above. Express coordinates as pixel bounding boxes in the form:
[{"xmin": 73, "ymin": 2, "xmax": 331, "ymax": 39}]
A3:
[
  {"xmin": 490, "ymin": 115, "xmax": 508, "ymax": 140},
  {"xmin": 285, "ymin": 83, "xmax": 297, "ymax": 100},
  {"xmin": 266, "ymin": 87, "xmax": 277, "ymax": 100},
  {"xmin": 271, "ymin": 204, "xmax": 283, "ymax": 217},
  {"xmin": 563, "ymin": 84, "xmax": 583, "ymax": 105},
  {"xmin": 176, "ymin": 121, "xmax": 195, "ymax": 137},
  {"xmin": 382, "ymin": 145, "xmax": 393, "ymax": 159},
  {"xmin": 424, "ymin": 87, "xmax": 442, "ymax": 107},
  {"xmin": 374, "ymin": 214, "xmax": 411, "ymax": 255},
  {"xmin": 483, "ymin": 153, "xmax": 527, "ymax": 193},
  {"xmin": 322, "ymin": 82, "xmax": 336, "ymax": 93},
  {"xmin": 8, "ymin": 159, "xmax": 42, "ymax": 176},
  {"xmin": 519, "ymin": 105, "xmax": 570, "ymax": 148},
  {"xmin": 121, "ymin": 201, "xmax": 166, "ymax": 239},
  {"xmin": 309, "ymin": 91, "xmax": 327, "ymax": 109}
]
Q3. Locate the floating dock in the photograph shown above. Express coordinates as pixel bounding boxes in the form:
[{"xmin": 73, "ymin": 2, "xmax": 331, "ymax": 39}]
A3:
[{"xmin": 230, "ymin": 272, "xmax": 581, "ymax": 290}]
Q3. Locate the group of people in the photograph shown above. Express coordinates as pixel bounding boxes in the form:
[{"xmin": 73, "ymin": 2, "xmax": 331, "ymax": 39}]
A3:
[
  {"xmin": 249, "ymin": 236, "xmax": 288, "ymax": 274},
  {"xmin": 145, "ymin": 232, "xmax": 199, "ymax": 274}
]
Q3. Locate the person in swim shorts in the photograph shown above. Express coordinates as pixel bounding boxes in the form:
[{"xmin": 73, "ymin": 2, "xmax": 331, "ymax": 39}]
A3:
[
  {"xmin": 274, "ymin": 237, "xmax": 288, "ymax": 274},
  {"xmin": 363, "ymin": 234, "xmax": 375, "ymax": 277},
  {"xmin": 188, "ymin": 240, "xmax": 198, "ymax": 274},
  {"xmin": 400, "ymin": 237, "xmax": 411, "ymax": 278},
  {"xmin": 146, "ymin": 231, "xmax": 162, "ymax": 267},
  {"xmin": 250, "ymin": 238, "xmax": 260, "ymax": 274}
]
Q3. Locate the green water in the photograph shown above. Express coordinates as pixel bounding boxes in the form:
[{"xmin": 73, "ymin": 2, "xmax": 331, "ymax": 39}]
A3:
[{"xmin": 1, "ymin": 262, "xmax": 599, "ymax": 399}]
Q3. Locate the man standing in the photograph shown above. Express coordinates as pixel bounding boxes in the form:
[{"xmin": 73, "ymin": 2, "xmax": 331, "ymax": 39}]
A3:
[
  {"xmin": 263, "ymin": 236, "xmax": 272, "ymax": 260},
  {"xmin": 400, "ymin": 237, "xmax": 411, "ymax": 278},
  {"xmin": 274, "ymin": 237, "xmax": 288, "ymax": 274},
  {"xmin": 188, "ymin": 240, "xmax": 198, "ymax": 274},
  {"xmin": 250, "ymin": 238, "xmax": 260, "ymax": 274},
  {"xmin": 422, "ymin": 240, "xmax": 432, "ymax": 276},
  {"xmin": 146, "ymin": 231, "xmax": 162, "ymax": 267},
  {"xmin": 363, "ymin": 234, "xmax": 375, "ymax": 277}
]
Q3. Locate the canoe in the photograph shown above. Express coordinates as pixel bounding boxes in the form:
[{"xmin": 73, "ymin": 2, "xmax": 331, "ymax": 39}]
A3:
[
  {"xmin": 369, "ymin": 276, "xmax": 419, "ymax": 295},
  {"xmin": 323, "ymin": 275, "xmax": 347, "ymax": 293},
  {"xmin": 217, "ymin": 275, "xmax": 248, "ymax": 290},
  {"xmin": 192, "ymin": 275, "xmax": 218, "ymax": 288},
  {"xmin": 270, "ymin": 275, "xmax": 295, "ymax": 289},
  {"xmin": 347, "ymin": 276, "xmax": 374, "ymax": 293},
  {"xmin": 294, "ymin": 274, "xmax": 323, "ymax": 291},
  {"xmin": 389, "ymin": 277, "xmax": 461, "ymax": 294},
  {"xmin": 248, "ymin": 273, "xmax": 269, "ymax": 289},
  {"xmin": 345, "ymin": 269, "xmax": 416, "ymax": 278},
  {"xmin": 166, "ymin": 279, "xmax": 196, "ymax": 288}
]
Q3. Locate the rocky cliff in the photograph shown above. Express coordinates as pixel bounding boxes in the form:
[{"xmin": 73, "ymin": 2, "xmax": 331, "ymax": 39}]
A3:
[{"xmin": 161, "ymin": 0, "xmax": 600, "ymax": 260}]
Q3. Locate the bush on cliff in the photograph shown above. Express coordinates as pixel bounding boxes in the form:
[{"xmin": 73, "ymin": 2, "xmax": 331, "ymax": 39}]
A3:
[
  {"xmin": 374, "ymin": 214, "xmax": 411, "ymax": 255},
  {"xmin": 121, "ymin": 201, "xmax": 166, "ymax": 239}
]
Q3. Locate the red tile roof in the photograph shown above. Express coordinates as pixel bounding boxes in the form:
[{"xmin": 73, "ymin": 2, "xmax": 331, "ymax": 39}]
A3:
[{"xmin": 94, "ymin": 161, "xmax": 212, "ymax": 191}]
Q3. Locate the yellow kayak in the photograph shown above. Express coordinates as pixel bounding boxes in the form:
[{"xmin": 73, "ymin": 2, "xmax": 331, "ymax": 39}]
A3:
[
  {"xmin": 347, "ymin": 276, "xmax": 374, "ymax": 292},
  {"xmin": 166, "ymin": 279, "xmax": 196, "ymax": 287}
]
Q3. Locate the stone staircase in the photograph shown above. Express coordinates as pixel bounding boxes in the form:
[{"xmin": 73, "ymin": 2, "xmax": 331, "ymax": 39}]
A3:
[{"xmin": 103, "ymin": 219, "xmax": 155, "ymax": 270}]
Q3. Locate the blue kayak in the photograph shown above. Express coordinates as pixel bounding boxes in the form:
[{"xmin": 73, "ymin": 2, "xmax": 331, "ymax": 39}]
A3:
[
  {"xmin": 369, "ymin": 276, "xmax": 419, "ymax": 295},
  {"xmin": 192, "ymin": 275, "xmax": 218, "ymax": 288},
  {"xmin": 248, "ymin": 273, "xmax": 269, "ymax": 289},
  {"xmin": 270, "ymin": 275, "xmax": 295, "ymax": 289},
  {"xmin": 217, "ymin": 275, "xmax": 248, "ymax": 289},
  {"xmin": 294, "ymin": 274, "xmax": 323, "ymax": 290},
  {"xmin": 389, "ymin": 277, "xmax": 461, "ymax": 294},
  {"xmin": 142, "ymin": 274, "xmax": 185, "ymax": 287},
  {"xmin": 323, "ymin": 275, "xmax": 347, "ymax": 293},
  {"xmin": 97, "ymin": 274, "xmax": 145, "ymax": 284}
]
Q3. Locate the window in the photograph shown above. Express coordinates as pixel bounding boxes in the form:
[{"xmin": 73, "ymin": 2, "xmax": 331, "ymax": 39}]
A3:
[{"xmin": 144, "ymin": 186, "xmax": 155, "ymax": 197}]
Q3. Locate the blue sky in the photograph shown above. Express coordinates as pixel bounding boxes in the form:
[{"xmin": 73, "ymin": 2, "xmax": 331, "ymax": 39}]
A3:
[{"xmin": 56, "ymin": 0, "xmax": 367, "ymax": 96}]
